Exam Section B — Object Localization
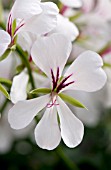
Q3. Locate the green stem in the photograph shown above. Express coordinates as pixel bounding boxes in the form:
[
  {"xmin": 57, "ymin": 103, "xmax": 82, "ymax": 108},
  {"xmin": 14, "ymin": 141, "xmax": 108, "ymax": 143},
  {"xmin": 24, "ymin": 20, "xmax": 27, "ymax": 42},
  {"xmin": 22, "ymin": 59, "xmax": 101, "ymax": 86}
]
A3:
[
  {"xmin": 0, "ymin": 78, "xmax": 12, "ymax": 87},
  {"xmin": 16, "ymin": 45, "xmax": 35, "ymax": 89},
  {"xmin": 98, "ymin": 42, "xmax": 111, "ymax": 55},
  {"xmin": 56, "ymin": 147, "xmax": 80, "ymax": 170}
]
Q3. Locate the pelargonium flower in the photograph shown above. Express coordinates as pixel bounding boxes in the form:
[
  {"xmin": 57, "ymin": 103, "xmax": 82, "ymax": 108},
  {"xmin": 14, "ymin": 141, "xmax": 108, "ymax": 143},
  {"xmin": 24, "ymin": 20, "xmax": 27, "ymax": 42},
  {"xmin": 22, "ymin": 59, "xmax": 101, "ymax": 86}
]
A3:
[
  {"xmin": 82, "ymin": 0, "xmax": 111, "ymax": 21},
  {"xmin": 8, "ymin": 34, "xmax": 107, "ymax": 150},
  {"xmin": 0, "ymin": 0, "xmax": 59, "ymax": 56},
  {"xmin": 48, "ymin": 14, "xmax": 79, "ymax": 42}
]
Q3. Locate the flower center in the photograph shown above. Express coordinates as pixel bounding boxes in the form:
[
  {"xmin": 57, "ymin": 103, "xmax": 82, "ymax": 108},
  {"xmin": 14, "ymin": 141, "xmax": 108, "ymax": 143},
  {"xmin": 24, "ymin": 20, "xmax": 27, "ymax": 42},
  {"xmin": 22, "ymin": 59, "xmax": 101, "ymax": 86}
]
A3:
[{"xmin": 51, "ymin": 67, "xmax": 74, "ymax": 93}]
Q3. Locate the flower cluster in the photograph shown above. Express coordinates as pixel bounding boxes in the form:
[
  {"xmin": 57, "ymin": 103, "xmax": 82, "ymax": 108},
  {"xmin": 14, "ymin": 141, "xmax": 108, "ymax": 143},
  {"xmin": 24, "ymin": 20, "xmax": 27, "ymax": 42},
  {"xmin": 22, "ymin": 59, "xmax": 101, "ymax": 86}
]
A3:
[{"xmin": 0, "ymin": 0, "xmax": 110, "ymax": 151}]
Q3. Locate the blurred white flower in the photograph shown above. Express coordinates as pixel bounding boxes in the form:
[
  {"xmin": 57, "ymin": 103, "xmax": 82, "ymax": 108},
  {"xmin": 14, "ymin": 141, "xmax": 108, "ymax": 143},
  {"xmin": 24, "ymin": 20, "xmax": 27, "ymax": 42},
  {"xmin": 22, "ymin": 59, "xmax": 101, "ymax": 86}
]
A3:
[
  {"xmin": 82, "ymin": 0, "xmax": 111, "ymax": 21},
  {"xmin": 0, "ymin": 0, "xmax": 59, "ymax": 56}
]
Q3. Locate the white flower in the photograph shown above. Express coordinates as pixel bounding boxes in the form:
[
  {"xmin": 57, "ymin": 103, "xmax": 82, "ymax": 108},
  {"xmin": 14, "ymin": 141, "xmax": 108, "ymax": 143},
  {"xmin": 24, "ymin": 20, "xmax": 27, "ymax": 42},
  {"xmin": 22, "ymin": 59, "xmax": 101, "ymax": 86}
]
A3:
[
  {"xmin": 59, "ymin": 0, "xmax": 83, "ymax": 8},
  {"xmin": 48, "ymin": 14, "xmax": 79, "ymax": 42},
  {"xmin": 82, "ymin": 0, "xmax": 111, "ymax": 21},
  {"xmin": 8, "ymin": 34, "xmax": 107, "ymax": 150},
  {"xmin": 0, "ymin": 0, "xmax": 59, "ymax": 56}
]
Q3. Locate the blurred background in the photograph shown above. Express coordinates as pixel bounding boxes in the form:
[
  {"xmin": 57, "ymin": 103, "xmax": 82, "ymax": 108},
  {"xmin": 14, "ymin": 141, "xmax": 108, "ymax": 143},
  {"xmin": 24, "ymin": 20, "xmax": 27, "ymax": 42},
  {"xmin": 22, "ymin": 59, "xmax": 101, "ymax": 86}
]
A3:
[{"xmin": 0, "ymin": 0, "xmax": 111, "ymax": 169}]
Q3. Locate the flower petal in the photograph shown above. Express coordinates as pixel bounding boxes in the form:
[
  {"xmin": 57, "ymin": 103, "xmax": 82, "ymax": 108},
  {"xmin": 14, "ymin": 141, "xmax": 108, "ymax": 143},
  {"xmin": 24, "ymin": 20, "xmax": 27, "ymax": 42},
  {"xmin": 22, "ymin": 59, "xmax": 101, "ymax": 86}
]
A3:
[
  {"xmin": 60, "ymin": 0, "xmax": 82, "ymax": 8},
  {"xmin": 17, "ymin": 32, "xmax": 36, "ymax": 53},
  {"xmin": 35, "ymin": 106, "xmax": 61, "ymax": 150},
  {"xmin": 23, "ymin": 2, "xmax": 59, "ymax": 35},
  {"xmin": 31, "ymin": 34, "xmax": 72, "ymax": 80},
  {"xmin": 0, "ymin": 30, "xmax": 11, "ymax": 56},
  {"xmin": 57, "ymin": 96, "xmax": 84, "ymax": 148},
  {"xmin": 8, "ymin": 94, "xmax": 50, "ymax": 129},
  {"xmin": 94, "ymin": 0, "xmax": 111, "ymax": 21},
  {"xmin": 11, "ymin": 0, "xmax": 42, "ymax": 21},
  {"xmin": 65, "ymin": 90, "xmax": 103, "ymax": 127},
  {"xmin": 63, "ymin": 50, "xmax": 107, "ymax": 92},
  {"xmin": 48, "ymin": 14, "xmax": 79, "ymax": 42},
  {"xmin": 10, "ymin": 70, "xmax": 29, "ymax": 104}
]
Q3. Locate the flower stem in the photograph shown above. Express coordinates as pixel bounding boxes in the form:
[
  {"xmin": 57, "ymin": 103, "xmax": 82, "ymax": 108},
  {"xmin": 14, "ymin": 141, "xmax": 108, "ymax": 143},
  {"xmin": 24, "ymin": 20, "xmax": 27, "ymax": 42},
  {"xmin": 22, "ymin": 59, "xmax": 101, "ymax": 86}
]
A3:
[
  {"xmin": 98, "ymin": 41, "xmax": 111, "ymax": 56},
  {"xmin": 16, "ymin": 45, "xmax": 35, "ymax": 89},
  {"xmin": 56, "ymin": 147, "xmax": 80, "ymax": 170}
]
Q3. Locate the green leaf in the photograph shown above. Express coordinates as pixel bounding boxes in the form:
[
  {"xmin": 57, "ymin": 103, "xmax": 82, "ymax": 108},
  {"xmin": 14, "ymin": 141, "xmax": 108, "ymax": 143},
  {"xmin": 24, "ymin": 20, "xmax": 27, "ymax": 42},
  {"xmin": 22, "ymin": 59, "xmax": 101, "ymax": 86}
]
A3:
[
  {"xmin": 0, "ymin": 49, "xmax": 11, "ymax": 62},
  {"xmin": 0, "ymin": 83, "xmax": 10, "ymax": 100},
  {"xmin": 59, "ymin": 93, "xmax": 87, "ymax": 109},
  {"xmin": 103, "ymin": 62, "xmax": 111, "ymax": 68},
  {"xmin": 0, "ymin": 78, "xmax": 12, "ymax": 87},
  {"xmin": 30, "ymin": 88, "xmax": 51, "ymax": 94}
]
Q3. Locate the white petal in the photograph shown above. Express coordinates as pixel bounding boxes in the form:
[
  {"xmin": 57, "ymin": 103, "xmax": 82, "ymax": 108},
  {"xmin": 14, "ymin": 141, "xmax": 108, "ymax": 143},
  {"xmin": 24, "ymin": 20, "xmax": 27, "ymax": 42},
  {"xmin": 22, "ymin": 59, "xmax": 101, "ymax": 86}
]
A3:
[
  {"xmin": 57, "ymin": 96, "xmax": 84, "ymax": 148},
  {"xmin": 17, "ymin": 32, "xmax": 36, "ymax": 53},
  {"xmin": 82, "ymin": 0, "xmax": 96, "ymax": 13},
  {"xmin": 49, "ymin": 14, "xmax": 79, "ymax": 42},
  {"xmin": 10, "ymin": 70, "xmax": 29, "ymax": 104},
  {"xmin": 63, "ymin": 51, "xmax": 107, "ymax": 92},
  {"xmin": 94, "ymin": 0, "xmax": 111, "ymax": 21},
  {"xmin": 11, "ymin": 0, "xmax": 42, "ymax": 21},
  {"xmin": 65, "ymin": 90, "xmax": 103, "ymax": 127},
  {"xmin": 35, "ymin": 106, "xmax": 61, "ymax": 150},
  {"xmin": 60, "ymin": 0, "xmax": 82, "ymax": 8},
  {"xmin": 31, "ymin": 34, "xmax": 72, "ymax": 80},
  {"xmin": 8, "ymin": 94, "xmax": 50, "ymax": 130},
  {"xmin": 23, "ymin": 2, "xmax": 59, "ymax": 35},
  {"xmin": 0, "ymin": 30, "xmax": 11, "ymax": 56}
]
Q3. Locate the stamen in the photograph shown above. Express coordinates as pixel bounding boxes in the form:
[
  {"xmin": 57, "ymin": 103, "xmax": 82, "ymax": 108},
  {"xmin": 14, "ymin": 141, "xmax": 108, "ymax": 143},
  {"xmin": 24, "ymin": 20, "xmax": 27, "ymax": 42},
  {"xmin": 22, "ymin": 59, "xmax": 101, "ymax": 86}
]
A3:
[
  {"xmin": 51, "ymin": 67, "xmax": 60, "ymax": 91},
  {"xmin": 14, "ymin": 23, "xmax": 25, "ymax": 36},
  {"xmin": 56, "ymin": 67, "xmax": 59, "ymax": 85},
  {"xmin": 56, "ymin": 74, "xmax": 73, "ymax": 93},
  {"xmin": 50, "ymin": 68, "xmax": 74, "ymax": 93},
  {"xmin": 7, "ymin": 14, "xmax": 12, "ymax": 36},
  {"xmin": 60, "ymin": 81, "xmax": 75, "ymax": 89},
  {"xmin": 51, "ymin": 69, "xmax": 56, "ymax": 90}
]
